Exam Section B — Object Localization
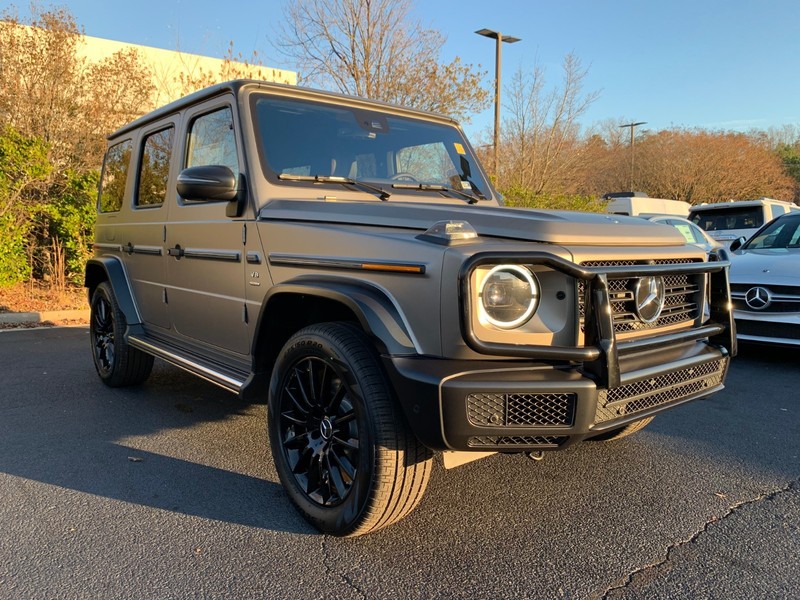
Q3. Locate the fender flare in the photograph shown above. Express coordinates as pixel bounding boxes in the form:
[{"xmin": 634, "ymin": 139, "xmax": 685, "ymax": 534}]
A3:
[
  {"xmin": 255, "ymin": 278, "xmax": 421, "ymax": 357},
  {"xmin": 84, "ymin": 256, "xmax": 142, "ymax": 325}
]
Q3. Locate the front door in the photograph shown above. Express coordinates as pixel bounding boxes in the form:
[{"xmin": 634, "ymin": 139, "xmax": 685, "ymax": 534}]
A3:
[{"xmin": 165, "ymin": 100, "xmax": 249, "ymax": 355}]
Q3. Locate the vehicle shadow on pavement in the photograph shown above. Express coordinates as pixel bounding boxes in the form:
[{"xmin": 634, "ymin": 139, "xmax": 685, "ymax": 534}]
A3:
[{"xmin": 0, "ymin": 327, "xmax": 313, "ymax": 535}]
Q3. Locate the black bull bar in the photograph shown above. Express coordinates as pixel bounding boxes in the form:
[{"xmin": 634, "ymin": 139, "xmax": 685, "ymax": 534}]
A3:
[{"xmin": 459, "ymin": 250, "xmax": 736, "ymax": 389}]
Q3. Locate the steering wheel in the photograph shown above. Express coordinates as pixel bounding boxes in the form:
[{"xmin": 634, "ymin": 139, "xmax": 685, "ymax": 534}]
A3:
[{"xmin": 391, "ymin": 172, "xmax": 418, "ymax": 182}]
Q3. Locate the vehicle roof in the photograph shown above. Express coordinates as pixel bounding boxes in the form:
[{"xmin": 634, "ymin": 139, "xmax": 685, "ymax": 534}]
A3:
[
  {"xmin": 689, "ymin": 198, "xmax": 796, "ymax": 212},
  {"xmin": 109, "ymin": 79, "xmax": 459, "ymax": 140},
  {"xmin": 645, "ymin": 215, "xmax": 693, "ymax": 222}
]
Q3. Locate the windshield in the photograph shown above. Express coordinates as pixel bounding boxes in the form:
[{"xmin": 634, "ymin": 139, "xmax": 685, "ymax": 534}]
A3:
[
  {"xmin": 250, "ymin": 94, "xmax": 490, "ymax": 200},
  {"xmin": 744, "ymin": 214, "xmax": 800, "ymax": 250}
]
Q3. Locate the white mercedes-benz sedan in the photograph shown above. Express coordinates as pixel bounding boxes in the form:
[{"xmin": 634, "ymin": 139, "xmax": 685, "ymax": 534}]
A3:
[{"xmin": 729, "ymin": 212, "xmax": 800, "ymax": 345}]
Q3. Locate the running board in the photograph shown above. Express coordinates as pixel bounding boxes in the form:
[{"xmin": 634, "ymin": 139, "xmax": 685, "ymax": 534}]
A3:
[{"xmin": 128, "ymin": 335, "xmax": 247, "ymax": 394}]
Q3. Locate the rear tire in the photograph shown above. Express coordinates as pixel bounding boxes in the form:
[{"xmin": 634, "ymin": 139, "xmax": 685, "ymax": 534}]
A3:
[
  {"xmin": 588, "ymin": 416, "xmax": 654, "ymax": 441},
  {"xmin": 90, "ymin": 282, "xmax": 154, "ymax": 387},
  {"xmin": 268, "ymin": 322, "xmax": 432, "ymax": 537}
]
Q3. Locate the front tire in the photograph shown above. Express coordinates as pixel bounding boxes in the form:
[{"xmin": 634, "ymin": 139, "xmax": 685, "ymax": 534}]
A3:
[
  {"xmin": 268, "ymin": 323, "xmax": 432, "ymax": 537},
  {"xmin": 89, "ymin": 282, "xmax": 154, "ymax": 387}
]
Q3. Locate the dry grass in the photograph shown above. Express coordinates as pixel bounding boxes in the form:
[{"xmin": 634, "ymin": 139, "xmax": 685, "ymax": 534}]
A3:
[{"xmin": 0, "ymin": 282, "xmax": 89, "ymax": 314}]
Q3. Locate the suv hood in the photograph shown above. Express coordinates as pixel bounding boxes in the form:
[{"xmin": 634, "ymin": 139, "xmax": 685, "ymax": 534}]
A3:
[{"xmin": 259, "ymin": 200, "xmax": 686, "ymax": 247}]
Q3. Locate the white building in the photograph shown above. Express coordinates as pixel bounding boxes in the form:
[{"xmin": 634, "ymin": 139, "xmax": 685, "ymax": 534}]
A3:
[{"xmin": 75, "ymin": 33, "xmax": 297, "ymax": 107}]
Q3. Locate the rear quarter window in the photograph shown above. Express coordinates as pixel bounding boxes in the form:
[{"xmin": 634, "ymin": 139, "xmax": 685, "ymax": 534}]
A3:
[
  {"xmin": 99, "ymin": 140, "xmax": 132, "ymax": 213},
  {"xmin": 136, "ymin": 127, "xmax": 174, "ymax": 208}
]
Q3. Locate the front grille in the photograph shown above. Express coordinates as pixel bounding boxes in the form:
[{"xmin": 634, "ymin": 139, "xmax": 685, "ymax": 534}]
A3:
[
  {"xmin": 730, "ymin": 284, "xmax": 800, "ymax": 314},
  {"xmin": 731, "ymin": 299, "xmax": 800, "ymax": 313},
  {"xmin": 579, "ymin": 260, "xmax": 702, "ymax": 334},
  {"xmin": 468, "ymin": 435, "xmax": 568, "ymax": 448},
  {"xmin": 467, "ymin": 393, "xmax": 576, "ymax": 427},
  {"xmin": 595, "ymin": 358, "xmax": 727, "ymax": 423},
  {"xmin": 582, "ymin": 259, "xmax": 698, "ymax": 267}
]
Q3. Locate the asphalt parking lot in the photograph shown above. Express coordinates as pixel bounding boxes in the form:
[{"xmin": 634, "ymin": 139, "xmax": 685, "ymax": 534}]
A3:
[{"xmin": 1, "ymin": 326, "xmax": 798, "ymax": 599}]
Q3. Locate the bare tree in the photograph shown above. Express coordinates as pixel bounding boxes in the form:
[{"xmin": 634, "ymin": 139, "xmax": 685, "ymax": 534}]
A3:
[
  {"xmin": 275, "ymin": 0, "xmax": 489, "ymax": 121},
  {"xmin": 499, "ymin": 53, "xmax": 600, "ymax": 197}
]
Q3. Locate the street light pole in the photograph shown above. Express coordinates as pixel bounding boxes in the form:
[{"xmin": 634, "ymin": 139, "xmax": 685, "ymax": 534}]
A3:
[
  {"xmin": 619, "ymin": 121, "xmax": 646, "ymax": 191},
  {"xmin": 475, "ymin": 29, "xmax": 521, "ymax": 177}
]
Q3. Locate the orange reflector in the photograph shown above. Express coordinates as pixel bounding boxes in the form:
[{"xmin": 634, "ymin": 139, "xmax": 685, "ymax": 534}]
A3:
[{"xmin": 361, "ymin": 263, "xmax": 425, "ymax": 274}]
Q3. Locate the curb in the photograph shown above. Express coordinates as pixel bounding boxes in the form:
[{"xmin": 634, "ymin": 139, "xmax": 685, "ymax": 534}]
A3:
[{"xmin": 0, "ymin": 309, "xmax": 90, "ymax": 325}]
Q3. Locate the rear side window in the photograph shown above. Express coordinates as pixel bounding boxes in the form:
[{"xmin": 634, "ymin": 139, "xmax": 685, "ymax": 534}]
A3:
[
  {"xmin": 136, "ymin": 127, "xmax": 174, "ymax": 207},
  {"xmin": 99, "ymin": 140, "xmax": 132, "ymax": 213},
  {"xmin": 186, "ymin": 107, "xmax": 238, "ymax": 177},
  {"xmin": 691, "ymin": 207, "xmax": 763, "ymax": 231}
]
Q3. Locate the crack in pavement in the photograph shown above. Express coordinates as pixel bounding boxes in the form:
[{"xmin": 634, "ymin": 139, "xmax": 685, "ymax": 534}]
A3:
[
  {"xmin": 321, "ymin": 536, "xmax": 367, "ymax": 599},
  {"xmin": 599, "ymin": 479, "xmax": 799, "ymax": 599}
]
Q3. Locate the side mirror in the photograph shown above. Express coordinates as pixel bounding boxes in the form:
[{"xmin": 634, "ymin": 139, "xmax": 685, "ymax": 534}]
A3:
[
  {"xmin": 729, "ymin": 236, "xmax": 746, "ymax": 252},
  {"xmin": 177, "ymin": 165, "xmax": 246, "ymax": 217}
]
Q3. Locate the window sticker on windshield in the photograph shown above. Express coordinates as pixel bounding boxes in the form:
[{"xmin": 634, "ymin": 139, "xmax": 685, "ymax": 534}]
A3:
[
  {"xmin": 453, "ymin": 142, "xmax": 465, "ymax": 155},
  {"xmin": 673, "ymin": 224, "xmax": 695, "ymax": 243}
]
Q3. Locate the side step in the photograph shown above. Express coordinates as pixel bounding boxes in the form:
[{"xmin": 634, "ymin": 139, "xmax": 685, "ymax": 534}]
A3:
[{"xmin": 128, "ymin": 334, "xmax": 248, "ymax": 395}]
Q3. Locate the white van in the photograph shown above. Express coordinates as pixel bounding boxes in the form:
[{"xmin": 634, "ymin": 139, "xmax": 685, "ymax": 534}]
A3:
[
  {"xmin": 604, "ymin": 192, "xmax": 691, "ymax": 217},
  {"xmin": 689, "ymin": 198, "xmax": 800, "ymax": 245}
]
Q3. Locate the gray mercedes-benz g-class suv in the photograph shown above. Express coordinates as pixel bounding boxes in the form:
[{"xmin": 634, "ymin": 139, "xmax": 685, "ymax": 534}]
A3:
[{"xmin": 86, "ymin": 80, "xmax": 735, "ymax": 537}]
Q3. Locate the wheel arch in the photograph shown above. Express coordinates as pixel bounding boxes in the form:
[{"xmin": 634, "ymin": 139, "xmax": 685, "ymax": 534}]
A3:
[
  {"xmin": 250, "ymin": 279, "xmax": 420, "ymax": 385},
  {"xmin": 84, "ymin": 256, "xmax": 141, "ymax": 325}
]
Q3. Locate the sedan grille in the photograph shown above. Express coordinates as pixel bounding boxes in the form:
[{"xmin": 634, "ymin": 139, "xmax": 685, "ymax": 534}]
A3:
[{"xmin": 730, "ymin": 283, "xmax": 800, "ymax": 314}]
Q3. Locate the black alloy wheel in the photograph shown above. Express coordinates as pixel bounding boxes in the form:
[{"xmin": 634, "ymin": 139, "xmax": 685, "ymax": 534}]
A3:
[
  {"xmin": 277, "ymin": 355, "xmax": 361, "ymax": 507},
  {"xmin": 268, "ymin": 323, "xmax": 432, "ymax": 537},
  {"xmin": 89, "ymin": 282, "xmax": 153, "ymax": 387},
  {"xmin": 91, "ymin": 291, "xmax": 115, "ymax": 375}
]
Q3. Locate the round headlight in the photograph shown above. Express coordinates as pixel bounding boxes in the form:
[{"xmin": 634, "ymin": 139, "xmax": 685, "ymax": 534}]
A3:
[{"xmin": 478, "ymin": 265, "xmax": 539, "ymax": 329}]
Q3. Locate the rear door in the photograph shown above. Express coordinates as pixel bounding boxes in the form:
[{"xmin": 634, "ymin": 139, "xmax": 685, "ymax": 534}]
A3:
[{"xmin": 124, "ymin": 123, "xmax": 176, "ymax": 330}]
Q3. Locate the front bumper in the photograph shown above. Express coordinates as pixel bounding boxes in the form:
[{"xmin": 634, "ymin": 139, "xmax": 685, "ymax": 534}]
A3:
[
  {"xmin": 385, "ymin": 250, "xmax": 735, "ymax": 452},
  {"xmin": 733, "ymin": 310, "xmax": 800, "ymax": 346},
  {"xmin": 384, "ymin": 340, "xmax": 730, "ymax": 451}
]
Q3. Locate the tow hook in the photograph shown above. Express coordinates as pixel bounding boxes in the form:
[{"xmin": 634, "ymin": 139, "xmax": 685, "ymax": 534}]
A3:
[{"xmin": 526, "ymin": 451, "xmax": 545, "ymax": 461}]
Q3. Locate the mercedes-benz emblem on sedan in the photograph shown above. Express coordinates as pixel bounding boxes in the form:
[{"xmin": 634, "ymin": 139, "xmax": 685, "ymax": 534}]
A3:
[
  {"xmin": 745, "ymin": 286, "xmax": 772, "ymax": 310},
  {"xmin": 635, "ymin": 276, "xmax": 666, "ymax": 323}
]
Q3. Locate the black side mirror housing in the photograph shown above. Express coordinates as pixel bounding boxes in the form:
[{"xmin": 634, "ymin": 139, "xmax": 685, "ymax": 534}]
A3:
[
  {"xmin": 729, "ymin": 236, "xmax": 746, "ymax": 252},
  {"xmin": 177, "ymin": 165, "xmax": 246, "ymax": 217}
]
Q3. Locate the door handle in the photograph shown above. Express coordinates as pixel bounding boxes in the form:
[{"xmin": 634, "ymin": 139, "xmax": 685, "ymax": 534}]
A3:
[{"xmin": 167, "ymin": 245, "xmax": 184, "ymax": 258}]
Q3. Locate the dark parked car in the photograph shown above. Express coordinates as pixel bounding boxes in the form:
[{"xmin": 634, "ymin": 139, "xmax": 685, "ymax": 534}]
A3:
[{"xmin": 85, "ymin": 80, "xmax": 736, "ymax": 536}]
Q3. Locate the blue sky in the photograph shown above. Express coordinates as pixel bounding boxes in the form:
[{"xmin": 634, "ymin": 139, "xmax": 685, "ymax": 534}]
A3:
[{"xmin": 14, "ymin": 0, "xmax": 800, "ymax": 139}]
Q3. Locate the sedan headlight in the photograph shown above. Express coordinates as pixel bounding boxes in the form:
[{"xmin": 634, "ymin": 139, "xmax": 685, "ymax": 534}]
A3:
[{"xmin": 478, "ymin": 264, "xmax": 540, "ymax": 329}]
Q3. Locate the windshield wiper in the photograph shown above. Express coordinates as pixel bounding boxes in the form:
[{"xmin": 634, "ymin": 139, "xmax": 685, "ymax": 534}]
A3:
[
  {"xmin": 278, "ymin": 174, "xmax": 390, "ymax": 201},
  {"xmin": 391, "ymin": 183, "xmax": 481, "ymax": 205}
]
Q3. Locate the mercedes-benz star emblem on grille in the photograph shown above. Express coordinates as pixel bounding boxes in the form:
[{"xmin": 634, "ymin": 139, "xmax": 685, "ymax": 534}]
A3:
[
  {"xmin": 634, "ymin": 276, "xmax": 666, "ymax": 323},
  {"xmin": 745, "ymin": 286, "xmax": 772, "ymax": 310}
]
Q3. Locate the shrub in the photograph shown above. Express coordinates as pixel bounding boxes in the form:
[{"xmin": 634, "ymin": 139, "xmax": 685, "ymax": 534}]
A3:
[
  {"xmin": 501, "ymin": 186, "xmax": 605, "ymax": 213},
  {"xmin": 0, "ymin": 125, "xmax": 51, "ymax": 287},
  {"xmin": 33, "ymin": 171, "xmax": 98, "ymax": 286}
]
